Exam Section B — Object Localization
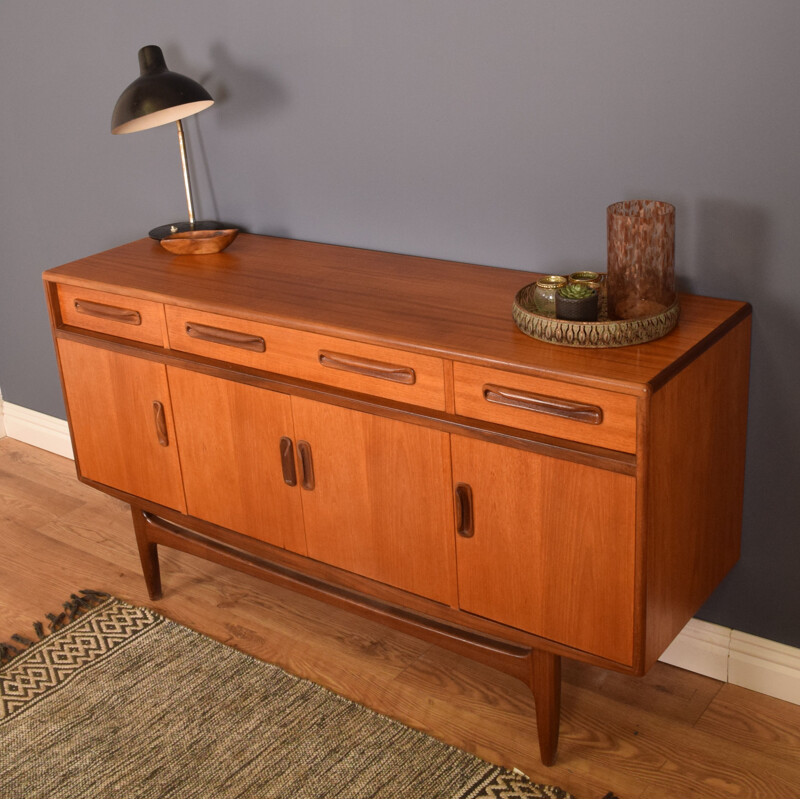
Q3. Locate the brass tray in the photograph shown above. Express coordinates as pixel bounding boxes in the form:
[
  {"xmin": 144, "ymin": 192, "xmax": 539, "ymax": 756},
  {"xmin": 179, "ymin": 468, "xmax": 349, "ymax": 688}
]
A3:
[{"xmin": 512, "ymin": 281, "xmax": 680, "ymax": 348}]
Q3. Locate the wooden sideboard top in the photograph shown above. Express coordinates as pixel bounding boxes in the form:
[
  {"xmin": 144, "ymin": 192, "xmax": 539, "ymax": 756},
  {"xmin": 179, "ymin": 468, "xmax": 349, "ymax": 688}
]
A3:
[{"xmin": 44, "ymin": 233, "xmax": 750, "ymax": 393}]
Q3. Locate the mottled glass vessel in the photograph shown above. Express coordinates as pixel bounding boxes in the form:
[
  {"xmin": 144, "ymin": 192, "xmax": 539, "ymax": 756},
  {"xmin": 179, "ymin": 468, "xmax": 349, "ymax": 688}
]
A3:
[{"xmin": 607, "ymin": 200, "xmax": 676, "ymax": 320}]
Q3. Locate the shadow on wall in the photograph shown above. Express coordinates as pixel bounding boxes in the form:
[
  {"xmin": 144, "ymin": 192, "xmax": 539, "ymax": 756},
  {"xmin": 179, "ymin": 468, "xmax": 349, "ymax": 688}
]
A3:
[
  {"xmin": 162, "ymin": 40, "xmax": 289, "ymax": 125},
  {"xmin": 162, "ymin": 42, "xmax": 289, "ymax": 234},
  {"xmin": 204, "ymin": 42, "xmax": 289, "ymax": 128},
  {"xmin": 693, "ymin": 199, "xmax": 800, "ymax": 643}
]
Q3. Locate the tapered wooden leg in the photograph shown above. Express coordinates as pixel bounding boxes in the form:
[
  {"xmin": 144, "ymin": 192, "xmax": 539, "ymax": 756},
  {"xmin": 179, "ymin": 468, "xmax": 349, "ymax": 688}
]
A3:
[
  {"xmin": 131, "ymin": 506, "xmax": 162, "ymax": 600},
  {"xmin": 529, "ymin": 648, "xmax": 561, "ymax": 766}
]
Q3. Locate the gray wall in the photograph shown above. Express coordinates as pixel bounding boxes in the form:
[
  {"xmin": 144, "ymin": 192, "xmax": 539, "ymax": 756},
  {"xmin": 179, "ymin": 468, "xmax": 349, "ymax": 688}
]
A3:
[{"xmin": 2, "ymin": 1, "xmax": 798, "ymax": 647}]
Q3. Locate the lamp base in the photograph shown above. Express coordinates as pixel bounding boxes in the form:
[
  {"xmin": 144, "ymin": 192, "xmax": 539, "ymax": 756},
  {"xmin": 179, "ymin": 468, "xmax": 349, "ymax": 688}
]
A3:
[{"xmin": 149, "ymin": 220, "xmax": 226, "ymax": 240}]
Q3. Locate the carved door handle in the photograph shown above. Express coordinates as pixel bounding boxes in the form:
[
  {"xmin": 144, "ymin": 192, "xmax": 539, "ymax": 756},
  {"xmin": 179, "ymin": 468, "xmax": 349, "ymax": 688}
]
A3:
[
  {"xmin": 152, "ymin": 401, "xmax": 169, "ymax": 447},
  {"xmin": 280, "ymin": 436, "xmax": 297, "ymax": 487},
  {"xmin": 455, "ymin": 483, "xmax": 474, "ymax": 538},
  {"xmin": 297, "ymin": 440, "xmax": 315, "ymax": 491}
]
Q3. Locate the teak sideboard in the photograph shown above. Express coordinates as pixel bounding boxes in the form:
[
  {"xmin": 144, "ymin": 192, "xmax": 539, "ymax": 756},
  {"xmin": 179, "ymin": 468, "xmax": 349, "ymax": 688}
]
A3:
[{"xmin": 43, "ymin": 234, "xmax": 751, "ymax": 765}]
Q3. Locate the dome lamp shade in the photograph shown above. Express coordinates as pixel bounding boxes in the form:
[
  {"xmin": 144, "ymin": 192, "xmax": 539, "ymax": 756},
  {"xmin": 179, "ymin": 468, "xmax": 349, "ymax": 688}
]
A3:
[{"xmin": 111, "ymin": 45, "xmax": 214, "ymax": 134}]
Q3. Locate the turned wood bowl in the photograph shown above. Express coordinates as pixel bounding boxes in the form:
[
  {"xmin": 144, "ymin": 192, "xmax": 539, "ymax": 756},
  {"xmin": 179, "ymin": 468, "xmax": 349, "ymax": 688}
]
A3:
[{"xmin": 159, "ymin": 229, "xmax": 239, "ymax": 255}]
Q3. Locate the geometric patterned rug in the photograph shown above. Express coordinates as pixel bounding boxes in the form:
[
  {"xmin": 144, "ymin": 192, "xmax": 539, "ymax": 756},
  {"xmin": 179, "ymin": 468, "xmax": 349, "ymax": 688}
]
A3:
[{"xmin": 0, "ymin": 592, "xmax": 573, "ymax": 798}]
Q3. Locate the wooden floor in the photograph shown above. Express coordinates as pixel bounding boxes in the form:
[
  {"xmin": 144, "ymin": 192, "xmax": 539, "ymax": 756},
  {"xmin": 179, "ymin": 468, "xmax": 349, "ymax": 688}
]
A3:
[{"xmin": 2, "ymin": 437, "xmax": 799, "ymax": 798}]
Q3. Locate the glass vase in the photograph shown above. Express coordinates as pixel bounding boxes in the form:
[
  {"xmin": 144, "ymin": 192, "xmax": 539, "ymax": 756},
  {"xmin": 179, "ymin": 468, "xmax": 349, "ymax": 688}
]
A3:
[{"xmin": 606, "ymin": 200, "xmax": 676, "ymax": 320}]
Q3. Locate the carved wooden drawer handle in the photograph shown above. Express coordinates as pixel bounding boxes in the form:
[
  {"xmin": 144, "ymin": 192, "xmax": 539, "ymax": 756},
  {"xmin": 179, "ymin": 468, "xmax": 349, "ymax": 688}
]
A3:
[
  {"xmin": 483, "ymin": 384, "xmax": 603, "ymax": 425},
  {"xmin": 455, "ymin": 483, "xmax": 474, "ymax": 538},
  {"xmin": 318, "ymin": 351, "xmax": 416, "ymax": 385},
  {"xmin": 74, "ymin": 299, "xmax": 142, "ymax": 326},
  {"xmin": 185, "ymin": 322, "xmax": 266, "ymax": 353},
  {"xmin": 152, "ymin": 401, "xmax": 169, "ymax": 447},
  {"xmin": 279, "ymin": 436, "xmax": 297, "ymax": 487}
]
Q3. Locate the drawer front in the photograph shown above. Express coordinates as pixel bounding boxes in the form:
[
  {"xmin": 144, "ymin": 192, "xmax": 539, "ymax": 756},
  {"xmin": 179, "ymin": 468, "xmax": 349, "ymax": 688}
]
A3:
[
  {"xmin": 165, "ymin": 306, "xmax": 275, "ymax": 370},
  {"xmin": 165, "ymin": 305, "xmax": 447, "ymax": 411},
  {"xmin": 57, "ymin": 285, "xmax": 166, "ymax": 346},
  {"xmin": 453, "ymin": 362, "xmax": 637, "ymax": 452}
]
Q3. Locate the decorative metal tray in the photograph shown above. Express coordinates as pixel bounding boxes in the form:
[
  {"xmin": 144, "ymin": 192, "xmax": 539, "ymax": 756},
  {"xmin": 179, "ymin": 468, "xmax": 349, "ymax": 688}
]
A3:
[{"xmin": 512, "ymin": 281, "xmax": 680, "ymax": 348}]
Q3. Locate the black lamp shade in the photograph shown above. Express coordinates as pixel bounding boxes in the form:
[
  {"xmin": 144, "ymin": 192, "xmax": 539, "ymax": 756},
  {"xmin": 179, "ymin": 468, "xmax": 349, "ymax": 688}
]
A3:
[{"xmin": 111, "ymin": 45, "xmax": 213, "ymax": 134}]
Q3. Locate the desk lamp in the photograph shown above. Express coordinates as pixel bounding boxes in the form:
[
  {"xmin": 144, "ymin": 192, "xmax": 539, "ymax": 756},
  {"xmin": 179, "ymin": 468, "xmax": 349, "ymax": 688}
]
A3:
[{"xmin": 111, "ymin": 44, "xmax": 222, "ymax": 240}]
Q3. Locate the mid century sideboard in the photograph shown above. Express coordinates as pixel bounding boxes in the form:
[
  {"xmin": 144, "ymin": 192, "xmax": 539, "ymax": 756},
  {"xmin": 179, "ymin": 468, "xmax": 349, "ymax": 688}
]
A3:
[{"xmin": 43, "ymin": 234, "xmax": 751, "ymax": 765}]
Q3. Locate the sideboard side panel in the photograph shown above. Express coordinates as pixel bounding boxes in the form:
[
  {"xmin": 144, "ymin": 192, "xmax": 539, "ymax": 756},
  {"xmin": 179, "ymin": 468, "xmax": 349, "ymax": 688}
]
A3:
[{"xmin": 643, "ymin": 317, "xmax": 751, "ymax": 669}]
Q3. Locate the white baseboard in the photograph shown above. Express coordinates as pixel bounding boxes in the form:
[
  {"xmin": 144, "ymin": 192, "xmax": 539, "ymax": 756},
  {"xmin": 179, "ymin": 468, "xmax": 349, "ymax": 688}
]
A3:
[
  {"xmin": 1, "ymin": 401, "xmax": 798, "ymax": 705},
  {"xmin": 659, "ymin": 618, "xmax": 731, "ymax": 682},
  {"xmin": 1, "ymin": 401, "xmax": 74, "ymax": 460},
  {"xmin": 660, "ymin": 618, "xmax": 800, "ymax": 705},
  {"xmin": 729, "ymin": 630, "xmax": 800, "ymax": 705}
]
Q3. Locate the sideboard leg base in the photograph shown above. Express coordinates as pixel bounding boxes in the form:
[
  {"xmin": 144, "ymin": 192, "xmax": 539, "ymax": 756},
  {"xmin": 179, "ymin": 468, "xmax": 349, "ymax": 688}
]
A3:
[
  {"xmin": 529, "ymin": 648, "xmax": 561, "ymax": 766},
  {"xmin": 126, "ymin": 504, "xmax": 567, "ymax": 763},
  {"xmin": 131, "ymin": 506, "xmax": 163, "ymax": 601}
]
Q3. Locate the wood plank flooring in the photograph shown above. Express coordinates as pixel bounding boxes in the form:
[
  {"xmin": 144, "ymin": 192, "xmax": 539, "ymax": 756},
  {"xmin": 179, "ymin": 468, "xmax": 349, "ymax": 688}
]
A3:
[{"xmin": 2, "ymin": 436, "xmax": 799, "ymax": 798}]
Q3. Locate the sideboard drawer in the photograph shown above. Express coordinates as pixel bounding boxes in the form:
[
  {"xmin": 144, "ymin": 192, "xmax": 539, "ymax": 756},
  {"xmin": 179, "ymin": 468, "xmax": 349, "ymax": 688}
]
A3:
[
  {"xmin": 453, "ymin": 362, "xmax": 638, "ymax": 452},
  {"xmin": 57, "ymin": 285, "xmax": 165, "ymax": 346},
  {"xmin": 276, "ymin": 329, "xmax": 447, "ymax": 411},
  {"xmin": 166, "ymin": 306, "xmax": 275, "ymax": 370},
  {"xmin": 166, "ymin": 305, "xmax": 448, "ymax": 411}
]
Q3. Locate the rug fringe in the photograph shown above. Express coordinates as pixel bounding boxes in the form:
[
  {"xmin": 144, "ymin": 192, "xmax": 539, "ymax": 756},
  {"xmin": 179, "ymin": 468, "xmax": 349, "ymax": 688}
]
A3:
[{"xmin": 0, "ymin": 589, "xmax": 111, "ymax": 666}]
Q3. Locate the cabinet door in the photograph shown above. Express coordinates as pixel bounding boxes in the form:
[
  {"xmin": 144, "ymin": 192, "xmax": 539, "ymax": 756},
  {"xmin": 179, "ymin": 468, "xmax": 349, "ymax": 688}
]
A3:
[
  {"xmin": 57, "ymin": 339, "xmax": 186, "ymax": 512},
  {"xmin": 167, "ymin": 367, "xmax": 306, "ymax": 554},
  {"xmin": 451, "ymin": 436, "xmax": 636, "ymax": 665},
  {"xmin": 291, "ymin": 397, "xmax": 457, "ymax": 606}
]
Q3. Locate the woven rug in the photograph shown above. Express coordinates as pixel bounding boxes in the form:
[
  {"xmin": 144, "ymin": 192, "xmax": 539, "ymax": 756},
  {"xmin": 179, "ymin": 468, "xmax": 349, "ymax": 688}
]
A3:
[{"xmin": 0, "ymin": 591, "xmax": 571, "ymax": 799}]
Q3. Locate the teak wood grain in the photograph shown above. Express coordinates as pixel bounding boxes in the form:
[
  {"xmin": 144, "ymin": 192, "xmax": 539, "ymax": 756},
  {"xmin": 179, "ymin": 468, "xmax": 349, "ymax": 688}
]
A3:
[
  {"xmin": 451, "ymin": 436, "xmax": 637, "ymax": 665},
  {"xmin": 45, "ymin": 234, "xmax": 749, "ymax": 393},
  {"xmin": 42, "ymin": 232, "xmax": 752, "ymax": 768},
  {"xmin": 290, "ymin": 397, "xmax": 458, "ymax": 607},
  {"xmin": 166, "ymin": 366, "xmax": 307, "ymax": 555},
  {"xmin": 642, "ymin": 319, "xmax": 751, "ymax": 669},
  {"xmin": 56, "ymin": 339, "xmax": 186, "ymax": 513},
  {"xmin": 452, "ymin": 360, "xmax": 639, "ymax": 453},
  {"xmin": 56, "ymin": 283, "xmax": 167, "ymax": 347},
  {"xmin": 165, "ymin": 304, "xmax": 449, "ymax": 411}
]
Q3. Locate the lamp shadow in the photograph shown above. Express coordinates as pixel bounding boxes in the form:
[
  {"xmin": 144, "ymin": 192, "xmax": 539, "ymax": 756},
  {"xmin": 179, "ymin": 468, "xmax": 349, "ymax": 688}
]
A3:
[
  {"xmin": 203, "ymin": 42, "xmax": 289, "ymax": 127},
  {"xmin": 168, "ymin": 43, "xmax": 288, "ymax": 231},
  {"xmin": 160, "ymin": 42, "xmax": 288, "ymax": 124}
]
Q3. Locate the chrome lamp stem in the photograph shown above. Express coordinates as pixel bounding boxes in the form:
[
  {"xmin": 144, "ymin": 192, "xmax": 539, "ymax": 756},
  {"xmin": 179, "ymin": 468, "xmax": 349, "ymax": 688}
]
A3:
[{"xmin": 175, "ymin": 119, "xmax": 196, "ymax": 226}]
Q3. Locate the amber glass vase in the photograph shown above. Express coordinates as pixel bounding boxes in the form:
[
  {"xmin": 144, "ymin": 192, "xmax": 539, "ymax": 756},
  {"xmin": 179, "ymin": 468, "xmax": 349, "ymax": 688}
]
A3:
[{"xmin": 606, "ymin": 200, "xmax": 676, "ymax": 320}]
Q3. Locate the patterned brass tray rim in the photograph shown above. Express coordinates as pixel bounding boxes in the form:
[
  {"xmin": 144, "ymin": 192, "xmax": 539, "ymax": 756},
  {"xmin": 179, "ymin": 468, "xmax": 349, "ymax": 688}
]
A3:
[{"xmin": 512, "ymin": 282, "xmax": 680, "ymax": 348}]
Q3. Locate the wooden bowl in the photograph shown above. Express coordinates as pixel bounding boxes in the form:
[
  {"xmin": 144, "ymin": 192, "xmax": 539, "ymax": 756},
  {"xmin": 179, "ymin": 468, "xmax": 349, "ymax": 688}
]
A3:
[{"xmin": 159, "ymin": 228, "xmax": 239, "ymax": 255}]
